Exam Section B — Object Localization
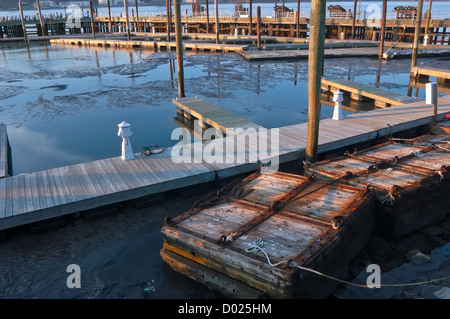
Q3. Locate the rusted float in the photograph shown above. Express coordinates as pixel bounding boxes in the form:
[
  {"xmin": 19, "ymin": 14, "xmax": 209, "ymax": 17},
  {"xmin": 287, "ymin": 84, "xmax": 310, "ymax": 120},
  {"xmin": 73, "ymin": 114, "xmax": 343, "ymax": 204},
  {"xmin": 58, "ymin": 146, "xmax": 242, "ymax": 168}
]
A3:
[
  {"xmin": 304, "ymin": 135, "xmax": 450, "ymax": 239},
  {"xmin": 160, "ymin": 170, "xmax": 377, "ymax": 298}
]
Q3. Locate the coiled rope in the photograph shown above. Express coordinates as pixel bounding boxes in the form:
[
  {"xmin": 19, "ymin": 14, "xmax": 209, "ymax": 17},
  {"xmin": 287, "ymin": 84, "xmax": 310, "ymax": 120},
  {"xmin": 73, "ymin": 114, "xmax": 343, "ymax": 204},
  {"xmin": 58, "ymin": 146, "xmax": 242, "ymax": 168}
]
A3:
[{"xmin": 246, "ymin": 238, "xmax": 450, "ymax": 289}]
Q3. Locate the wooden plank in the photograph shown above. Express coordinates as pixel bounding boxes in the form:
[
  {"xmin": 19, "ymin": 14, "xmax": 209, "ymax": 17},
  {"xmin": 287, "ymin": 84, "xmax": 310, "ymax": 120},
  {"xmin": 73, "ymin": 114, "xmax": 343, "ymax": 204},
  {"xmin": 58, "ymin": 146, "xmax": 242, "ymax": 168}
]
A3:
[
  {"xmin": 5, "ymin": 176, "xmax": 13, "ymax": 218},
  {"xmin": 0, "ymin": 124, "xmax": 8, "ymax": 178},
  {"xmin": 0, "ymin": 177, "xmax": 6, "ymax": 218}
]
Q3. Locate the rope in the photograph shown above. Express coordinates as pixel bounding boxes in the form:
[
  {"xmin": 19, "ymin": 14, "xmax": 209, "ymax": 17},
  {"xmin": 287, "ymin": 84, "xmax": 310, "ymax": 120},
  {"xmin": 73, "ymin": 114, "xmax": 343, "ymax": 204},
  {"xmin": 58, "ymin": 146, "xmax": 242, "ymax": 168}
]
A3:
[{"xmin": 246, "ymin": 237, "xmax": 450, "ymax": 289}]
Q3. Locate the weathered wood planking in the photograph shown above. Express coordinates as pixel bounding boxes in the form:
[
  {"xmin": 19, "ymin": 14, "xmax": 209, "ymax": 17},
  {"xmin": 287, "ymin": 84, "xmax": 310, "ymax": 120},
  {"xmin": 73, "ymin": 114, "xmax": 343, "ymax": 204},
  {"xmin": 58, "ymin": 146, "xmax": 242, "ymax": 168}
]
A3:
[
  {"xmin": 412, "ymin": 66, "xmax": 450, "ymax": 81},
  {"xmin": 0, "ymin": 123, "xmax": 11, "ymax": 178},
  {"xmin": 321, "ymin": 78, "xmax": 416, "ymax": 107},
  {"xmin": 304, "ymin": 136, "xmax": 450, "ymax": 237},
  {"xmin": 1, "ymin": 96, "xmax": 450, "ymax": 231},
  {"xmin": 50, "ymin": 38, "xmax": 248, "ymax": 53},
  {"xmin": 161, "ymin": 171, "xmax": 377, "ymax": 298},
  {"xmin": 173, "ymin": 96, "xmax": 262, "ymax": 136}
]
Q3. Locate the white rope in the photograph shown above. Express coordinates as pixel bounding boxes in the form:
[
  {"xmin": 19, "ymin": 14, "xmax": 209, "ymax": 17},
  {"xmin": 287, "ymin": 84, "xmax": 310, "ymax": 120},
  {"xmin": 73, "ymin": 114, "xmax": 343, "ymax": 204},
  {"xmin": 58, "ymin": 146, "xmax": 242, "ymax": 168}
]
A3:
[
  {"xmin": 245, "ymin": 238, "xmax": 287, "ymax": 267},
  {"xmin": 246, "ymin": 238, "xmax": 450, "ymax": 289}
]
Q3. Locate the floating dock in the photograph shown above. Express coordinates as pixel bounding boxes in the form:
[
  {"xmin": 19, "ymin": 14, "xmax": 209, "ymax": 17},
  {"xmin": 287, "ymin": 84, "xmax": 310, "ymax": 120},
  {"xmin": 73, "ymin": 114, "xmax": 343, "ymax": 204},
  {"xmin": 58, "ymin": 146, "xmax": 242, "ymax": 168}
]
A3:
[
  {"xmin": 160, "ymin": 132, "xmax": 450, "ymax": 298},
  {"xmin": 304, "ymin": 135, "xmax": 450, "ymax": 238},
  {"xmin": 173, "ymin": 96, "xmax": 262, "ymax": 137},
  {"xmin": 161, "ymin": 170, "xmax": 377, "ymax": 298},
  {"xmin": 240, "ymin": 46, "xmax": 450, "ymax": 61},
  {"xmin": 50, "ymin": 38, "xmax": 248, "ymax": 53},
  {"xmin": 411, "ymin": 66, "xmax": 450, "ymax": 84},
  {"xmin": 321, "ymin": 78, "xmax": 417, "ymax": 108},
  {"xmin": 1, "ymin": 96, "xmax": 450, "ymax": 235}
]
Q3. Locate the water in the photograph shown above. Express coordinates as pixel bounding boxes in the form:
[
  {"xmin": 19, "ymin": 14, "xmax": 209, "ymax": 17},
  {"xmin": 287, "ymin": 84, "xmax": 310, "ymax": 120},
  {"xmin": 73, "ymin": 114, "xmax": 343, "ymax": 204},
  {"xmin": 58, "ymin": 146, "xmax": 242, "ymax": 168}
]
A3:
[
  {"xmin": 1, "ymin": 41, "xmax": 449, "ymax": 174},
  {"xmin": 1, "ymin": 1, "xmax": 450, "ymax": 20}
]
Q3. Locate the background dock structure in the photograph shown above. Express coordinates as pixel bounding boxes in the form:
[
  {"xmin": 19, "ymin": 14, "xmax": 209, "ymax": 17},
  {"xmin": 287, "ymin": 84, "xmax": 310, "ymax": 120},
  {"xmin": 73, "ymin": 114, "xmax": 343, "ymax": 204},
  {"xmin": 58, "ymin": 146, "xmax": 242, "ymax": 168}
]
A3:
[
  {"xmin": 49, "ymin": 37, "xmax": 248, "ymax": 53},
  {"xmin": 1, "ymin": 96, "xmax": 450, "ymax": 234},
  {"xmin": 411, "ymin": 66, "xmax": 450, "ymax": 84},
  {"xmin": 321, "ymin": 78, "xmax": 417, "ymax": 108}
]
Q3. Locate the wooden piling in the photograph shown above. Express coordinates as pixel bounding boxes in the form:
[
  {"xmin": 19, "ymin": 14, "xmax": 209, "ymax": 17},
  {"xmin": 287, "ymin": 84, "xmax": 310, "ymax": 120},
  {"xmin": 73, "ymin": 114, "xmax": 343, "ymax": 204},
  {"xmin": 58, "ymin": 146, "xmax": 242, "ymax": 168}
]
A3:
[
  {"xmin": 296, "ymin": 0, "xmax": 300, "ymax": 38},
  {"xmin": 249, "ymin": 0, "xmax": 252, "ymax": 36},
  {"xmin": 257, "ymin": 5, "xmax": 261, "ymax": 49},
  {"xmin": 166, "ymin": 0, "xmax": 171, "ymax": 41},
  {"xmin": 351, "ymin": 0, "xmax": 357, "ymax": 39},
  {"xmin": 425, "ymin": 0, "xmax": 433, "ymax": 38},
  {"xmin": 206, "ymin": 0, "xmax": 210, "ymax": 33},
  {"xmin": 305, "ymin": 0, "xmax": 326, "ymax": 163},
  {"xmin": 411, "ymin": 0, "xmax": 424, "ymax": 70},
  {"xmin": 135, "ymin": 0, "xmax": 141, "ymax": 32},
  {"xmin": 18, "ymin": 1, "xmax": 27, "ymax": 42},
  {"xmin": 89, "ymin": 0, "xmax": 96, "ymax": 39},
  {"xmin": 379, "ymin": 0, "xmax": 387, "ymax": 59},
  {"xmin": 214, "ymin": 0, "xmax": 219, "ymax": 43},
  {"xmin": 107, "ymin": 0, "xmax": 112, "ymax": 32},
  {"xmin": 173, "ymin": 0, "xmax": 185, "ymax": 98},
  {"xmin": 124, "ymin": 0, "xmax": 131, "ymax": 40},
  {"xmin": 36, "ymin": 1, "xmax": 46, "ymax": 37}
]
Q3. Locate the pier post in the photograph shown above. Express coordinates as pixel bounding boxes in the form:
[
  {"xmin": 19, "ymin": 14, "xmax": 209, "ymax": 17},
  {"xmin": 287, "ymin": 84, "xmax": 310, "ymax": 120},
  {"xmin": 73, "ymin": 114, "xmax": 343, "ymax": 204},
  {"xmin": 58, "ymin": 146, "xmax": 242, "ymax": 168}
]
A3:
[
  {"xmin": 351, "ymin": 0, "xmax": 357, "ymax": 39},
  {"xmin": 214, "ymin": 0, "xmax": 219, "ymax": 43},
  {"xmin": 166, "ymin": 0, "xmax": 171, "ymax": 41},
  {"xmin": 124, "ymin": 0, "xmax": 131, "ymax": 40},
  {"xmin": 135, "ymin": 0, "xmax": 141, "ymax": 32},
  {"xmin": 305, "ymin": 0, "xmax": 326, "ymax": 163},
  {"xmin": 18, "ymin": 1, "xmax": 27, "ymax": 42},
  {"xmin": 249, "ymin": 0, "xmax": 252, "ymax": 36},
  {"xmin": 89, "ymin": 0, "xmax": 96, "ymax": 39},
  {"xmin": 36, "ymin": 1, "xmax": 46, "ymax": 37},
  {"xmin": 107, "ymin": 0, "xmax": 112, "ymax": 32},
  {"xmin": 411, "ymin": 0, "xmax": 424, "ymax": 71},
  {"xmin": 426, "ymin": 82, "xmax": 438, "ymax": 122},
  {"xmin": 174, "ymin": 0, "xmax": 185, "ymax": 97},
  {"xmin": 296, "ymin": 0, "xmax": 300, "ymax": 38},
  {"xmin": 425, "ymin": 0, "xmax": 433, "ymax": 41},
  {"xmin": 257, "ymin": 5, "xmax": 261, "ymax": 49},
  {"xmin": 206, "ymin": 0, "xmax": 210, "ymax": 33},
  {"xmin": 379, "ymin": 0, "xmax": 387, "ymax": 59}
]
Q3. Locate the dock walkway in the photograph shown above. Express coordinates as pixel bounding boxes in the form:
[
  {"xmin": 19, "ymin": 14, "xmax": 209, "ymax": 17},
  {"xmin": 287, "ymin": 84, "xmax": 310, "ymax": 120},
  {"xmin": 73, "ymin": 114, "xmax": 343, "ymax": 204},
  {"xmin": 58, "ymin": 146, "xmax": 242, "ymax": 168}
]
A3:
[
  {"xmin": 412, "ymin": 66, "xmax": 450, "ymax": 83},
  {"xmin": 0, "ymin": 124, "xmax": 11, "ymax": 179},
  {"xmin": 1, "ymin": 96, "xmax": 450, "ymax": 232},
  {"xmin": 50, "ymin": 38, "xmax": 248, "ymax": 53},
  {"xmin": 173, "ymin": 96, "xmax": 262, "ymax": 136},
  {"xmin": 321, "ymin": 78, "xmax": 417, "ymax": 108}
]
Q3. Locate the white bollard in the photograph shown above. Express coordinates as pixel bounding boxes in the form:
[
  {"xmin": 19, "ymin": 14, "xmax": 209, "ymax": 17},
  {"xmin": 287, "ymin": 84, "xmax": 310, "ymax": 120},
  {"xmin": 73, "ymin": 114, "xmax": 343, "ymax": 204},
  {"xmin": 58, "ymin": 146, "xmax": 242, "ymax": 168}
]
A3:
[
  {"xmin": 117, "ymin": 121, "xmax": 134, "ymax": 160},
  {"xmin": 332, "ymin": 90, "xmax": 344, "ymax": 120},
  {"xmin": 424, "ymin": 34, "xmax": 429, "ymax": 46}
]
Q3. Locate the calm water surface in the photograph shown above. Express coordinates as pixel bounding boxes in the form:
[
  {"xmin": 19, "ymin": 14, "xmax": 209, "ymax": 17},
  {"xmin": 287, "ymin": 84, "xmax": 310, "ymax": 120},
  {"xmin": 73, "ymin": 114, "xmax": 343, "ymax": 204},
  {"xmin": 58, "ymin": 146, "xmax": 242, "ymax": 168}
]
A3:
[{"xmin": 0, "ymin": 42, "xmax": 449, "ymax": 174}]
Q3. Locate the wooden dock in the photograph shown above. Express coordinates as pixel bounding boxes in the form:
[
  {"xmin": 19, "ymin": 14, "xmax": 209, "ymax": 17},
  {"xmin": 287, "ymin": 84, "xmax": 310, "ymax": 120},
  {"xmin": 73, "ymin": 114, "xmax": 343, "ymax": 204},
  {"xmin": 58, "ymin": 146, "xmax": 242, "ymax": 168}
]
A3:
[
  {"xmin": 0, "ymin": 124, "xmax": 11, "ymax": 179},
  {"xmin": 161, "ymin": 170, "xmax": 377, "ymax": 298},
  {"xmin": 161, "ymin": 133, "xmax": 450, "ymax": 298},
  {"xmin": 173, "ymin": 96, "xmax": 262, "ymax": 137},
  {"xmin": 321, "ymin": 78, "xmax": 417, "ymax": 108},
  {"xmin": 50, "ymin": 38, "xmax": 248, "ymax": 53},
  {"xmin": 411, "ymin": 66, "xmax": 450, "ymax": 84},
  {"xmin": 240, "ymin": 46, "xmax": 450, "ymax": 61},
  {"xmin": 1, "ymin": 96, "xmax": 450, "ymax": 233},
  {"xmin": 304, "ymin": 135, "xmax": 450, "ymax": 238}
]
